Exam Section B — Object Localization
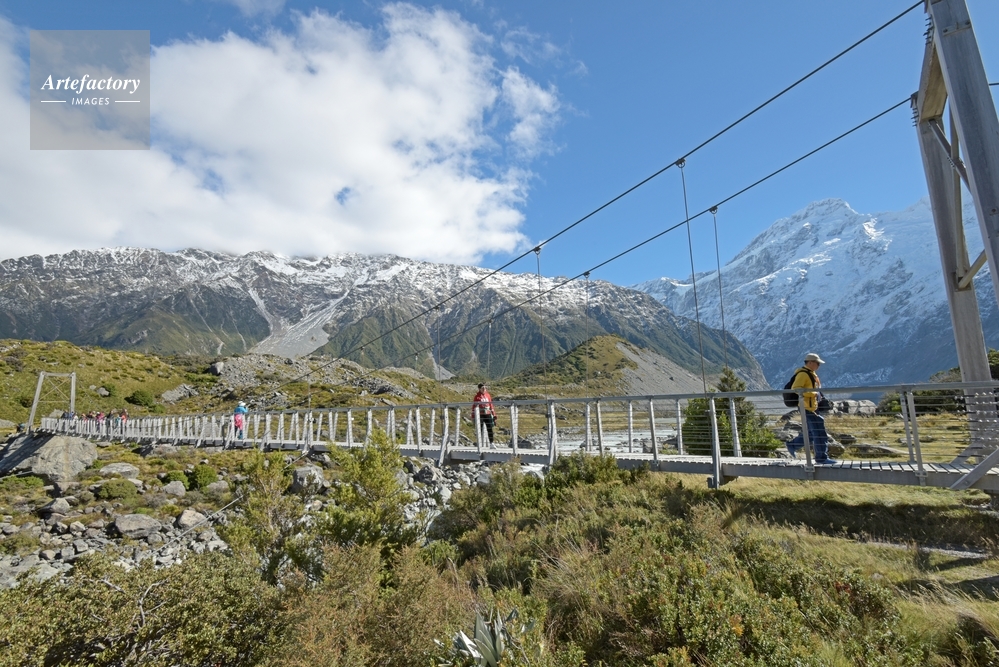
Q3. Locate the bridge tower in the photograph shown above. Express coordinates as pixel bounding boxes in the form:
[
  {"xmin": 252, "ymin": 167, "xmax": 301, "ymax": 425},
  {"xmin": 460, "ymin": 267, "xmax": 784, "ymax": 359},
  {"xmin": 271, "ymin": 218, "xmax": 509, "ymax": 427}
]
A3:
[
  {"xmin": 913, "ymin": 0, "xmax": 999, "ymax": 383},
  {"xmin": 25, "ymin": 372, "xmax": 77, "ymax": 434}
]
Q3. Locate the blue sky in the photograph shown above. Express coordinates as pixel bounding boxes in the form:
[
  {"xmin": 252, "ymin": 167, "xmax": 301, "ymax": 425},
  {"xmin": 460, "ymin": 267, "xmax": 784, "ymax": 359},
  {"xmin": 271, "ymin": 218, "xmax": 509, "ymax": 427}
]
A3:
[{"xmin": 2, "ymin": 0, "xmax": 997, "ymax": 289}]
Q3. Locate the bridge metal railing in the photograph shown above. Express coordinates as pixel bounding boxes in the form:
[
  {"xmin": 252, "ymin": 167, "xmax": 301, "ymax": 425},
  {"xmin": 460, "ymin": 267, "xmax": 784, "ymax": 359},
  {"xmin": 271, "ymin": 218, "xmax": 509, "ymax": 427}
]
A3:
[{"xmin": 38, "ymin": 381, "xmax": 999, "ymax": 487}]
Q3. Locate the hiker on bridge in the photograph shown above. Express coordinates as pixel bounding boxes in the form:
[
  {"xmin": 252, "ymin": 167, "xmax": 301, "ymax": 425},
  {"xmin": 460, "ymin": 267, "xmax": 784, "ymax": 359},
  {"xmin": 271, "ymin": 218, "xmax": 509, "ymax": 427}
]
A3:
[
  {"xmin": 472, "ymin": 383, "xmax": 496, "ymax": 444},
  {"xmin": 233, "ymin": 401, "xmax": 248, "ymax": 440},
  {"xmin": 786, "ymin": 353, "xmax": 836, "ymax": 465}
]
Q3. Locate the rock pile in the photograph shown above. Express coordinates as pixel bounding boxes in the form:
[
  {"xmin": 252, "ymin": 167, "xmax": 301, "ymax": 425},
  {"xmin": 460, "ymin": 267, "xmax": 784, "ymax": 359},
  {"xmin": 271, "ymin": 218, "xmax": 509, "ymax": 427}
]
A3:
[{"xmin": 0, "ymin": 435, "xmax": 535, "ymax": 588}]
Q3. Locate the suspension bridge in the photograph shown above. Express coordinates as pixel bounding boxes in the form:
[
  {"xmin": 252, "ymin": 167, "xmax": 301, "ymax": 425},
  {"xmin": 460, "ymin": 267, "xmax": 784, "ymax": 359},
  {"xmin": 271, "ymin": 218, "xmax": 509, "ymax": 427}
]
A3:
[
  {"xmin": 15, "ymin": 0, "xmax": 999, "ymax": 497},
  {"xmin": 30, "ymin": 379, "xmax": 999, "ymax": 494}
]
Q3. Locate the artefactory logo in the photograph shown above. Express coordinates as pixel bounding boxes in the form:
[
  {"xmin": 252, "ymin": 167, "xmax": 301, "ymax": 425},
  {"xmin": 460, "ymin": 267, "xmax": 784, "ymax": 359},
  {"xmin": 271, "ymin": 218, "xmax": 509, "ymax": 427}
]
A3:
[{"xmin": 30, "ymin": 30, "xmax": 150, "ymax": 150}]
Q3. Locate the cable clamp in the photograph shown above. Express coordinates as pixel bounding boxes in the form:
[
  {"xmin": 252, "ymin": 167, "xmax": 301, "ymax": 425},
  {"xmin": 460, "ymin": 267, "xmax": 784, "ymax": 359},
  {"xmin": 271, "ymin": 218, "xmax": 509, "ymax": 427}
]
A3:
[{"xmin": 675, "ymin": 158, "xmax": 686, "ymax": 169}]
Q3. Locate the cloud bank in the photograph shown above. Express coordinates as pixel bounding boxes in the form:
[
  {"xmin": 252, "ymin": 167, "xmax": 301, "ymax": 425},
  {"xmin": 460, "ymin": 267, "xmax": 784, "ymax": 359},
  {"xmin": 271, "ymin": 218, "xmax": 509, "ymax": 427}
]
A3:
[{"xmin": 0, "ymin": 4, "xmax": 562, "ymax": 263}]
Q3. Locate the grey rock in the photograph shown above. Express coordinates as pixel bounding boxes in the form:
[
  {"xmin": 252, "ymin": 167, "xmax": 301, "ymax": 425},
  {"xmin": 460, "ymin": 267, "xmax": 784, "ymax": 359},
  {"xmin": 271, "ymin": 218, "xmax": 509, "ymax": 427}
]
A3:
[
  {"xmin": 146, "ymin": 533, "xmax": 164, "ymax": 546},
  {"xmin": 29, "ymin": 563, "xmax": 60, "ymax": 583},
  {"xmin": 114, "ymin": 514, "xmax": 162, "ymax": 539},
  {"xmin": 100, "ymin": 463, "xmax": 140, "ymax": 479},
  {"xmin": 204, "ymin": 480, "xmax": 229, "ymax": 495},
  {"xmin": 40, "ymin": 498, "xmax": 72, "ymax": 516},
  {"xmin": 161, "ymin": 384, "xmax": 199, "ymax": 404},
  {"xmin": 289, "ymin": 466, "xmax": 324, "ymax": 494},
  {"xmin": 17, "ymin": 554, "xmax": 39, "ymax": 570},
  {"xmin": 175, "ymin": 509, "xmax": 207, "ymax": 531},
  {"xmin": 206, "ymin": 540, "xmax": 227, "ymax": 552},
  {"xmin": 73, "ymin": 539, "xmax": 89, "ymax": 553},
  {"xmin": 1, "ymin": 524, "xmax": 16, "ymax": 536},
  {"xmin": 69, "ymin": 521, "xmax": 86, "ymax": 534},
  {"xmin": 59, "ymin": 546, "xmax": 75, "ymax": 560},
  {"xmin": 476, "ymin": 470, "xmax": 492, "ymax": 487},
  {"xmin": 96, "ymin": 387, "xmax": 111, "ymax": 397},
  {"xmin": 39, "ymin": 550, "xmax": 57, "ymax": 561},
  {"xmin": 414, "ymin": 464, "xmax": 443, "ymax": 484},
  {"xmin": 437, "ymin": 486, "xmax": 452, "ymax": 504},
  {"xmin": 162, "ymin": 481, "xmax": 186, "ymax": 497},
  {"xmin": 209, "ymin": 361, "xmax": 225, "ymax": 376},
  {"xmin": 0, "ymin": 434, "xmax": 98, "ymax": 483},
  {"xmin": 139, "ymin": 444, "xmax": 179, "ymax": 457},
  {"xmin": 52, "ymin": 481, "xmax": 79, "ymax": 497}
]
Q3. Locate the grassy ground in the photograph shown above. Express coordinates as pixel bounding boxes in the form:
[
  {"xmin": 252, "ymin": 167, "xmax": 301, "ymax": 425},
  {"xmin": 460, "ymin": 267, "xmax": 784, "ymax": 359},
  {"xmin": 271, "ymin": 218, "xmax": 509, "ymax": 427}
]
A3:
[{"xmin": 681, "ymin": 474, "xmax": 999, "ymax": 665}]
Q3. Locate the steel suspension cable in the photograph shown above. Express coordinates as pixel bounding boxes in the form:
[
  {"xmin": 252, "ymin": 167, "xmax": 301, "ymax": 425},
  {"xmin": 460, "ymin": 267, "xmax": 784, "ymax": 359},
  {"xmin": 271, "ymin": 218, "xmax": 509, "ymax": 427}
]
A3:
[
  {"xmin": 710, "ymin": 206, "xmax": 729, "ymax": 370},
  {"xmin": 584, "ymin": 271, "xmax": 590, "ymax": 393},
  {"xmin": 277, "ymin": 97, "xmax": 912, "ymax": 410},
  {"xmin": 270, "ymin": 4, "xmax": 922, "ymax": 395},
  {"xmin": 535, "ymin": 247, "xmax": 549, "ymax": 400},
  {"xmin": 678, "ymin": 160, "xmax": 708, "ymax": 393}
]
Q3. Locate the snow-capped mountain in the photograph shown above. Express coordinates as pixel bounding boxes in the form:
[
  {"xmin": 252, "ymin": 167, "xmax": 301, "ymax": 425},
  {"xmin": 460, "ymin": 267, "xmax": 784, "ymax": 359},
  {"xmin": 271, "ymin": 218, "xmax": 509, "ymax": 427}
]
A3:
[
  {"xmin": 635, "ymin": 197, "xmax": 999, "ymax": 387},
  {"xmin": 0, "ymin": 248, "xmax": 767, "ymax": 386}
]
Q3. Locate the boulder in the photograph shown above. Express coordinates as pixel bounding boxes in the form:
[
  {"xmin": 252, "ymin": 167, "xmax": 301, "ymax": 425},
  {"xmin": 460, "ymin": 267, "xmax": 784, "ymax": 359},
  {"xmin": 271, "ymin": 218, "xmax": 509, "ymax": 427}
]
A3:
[
  {"xmin": 100, "ymin": 463, "xmax": 140, "ymax": 479},
  {"xmin": 175, "ymin": 509, "xmax": 207, "ymax": 531},
  {"xmin": 209, "ymin": 362, "xmax": 225, "ymax": 376},
  {"xmin": 289, "ymin": 466, "xmax": 324, "ymax": 494},
  {"xmin": 204, "ymin": 480, "xmax": 229, "ymax": 495},
  {"xmin": 52, "ymin": 481, "xmax": 79, "ymax": 497},
  {"xmin": 0, "ymin": 434, "xmax": 97, "ymax": 483},
  {"xmin": 414, "ymin": 464, "xmax": 443, "ymax": 485},
  {"xmin": 161, "ymin": 384, "xmax": 199, "ymax": 404},
  {"xmin": 96, "ymin": 387, "xmax": 111, "ymax": 397},
  {"xmin": 114, "ymin": 514, "xmax": 162, "ymax": 539},
  {"xmin": 39, "ymin": 498, "xmax": 71, "ymax": 516},
  {"xmin": 162, "ymin": 481, "xmax": 186, "ymax": 497},
  {"xmin": 138, "ymin": 444, "xmax": 179, "ymax": 457}
]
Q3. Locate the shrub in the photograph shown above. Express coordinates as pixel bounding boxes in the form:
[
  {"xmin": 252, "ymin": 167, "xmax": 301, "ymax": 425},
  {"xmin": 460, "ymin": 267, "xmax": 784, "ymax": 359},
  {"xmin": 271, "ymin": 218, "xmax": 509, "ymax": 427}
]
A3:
[
  {"xmin": 17, "ymin": 395, "xmax": 32, "ymax": 408},
  {"xmin": 125, "ymin": 389, "xmax": 156, "ymax": 408},
  {"xmin": 682, "ymin": 367, "xmax": 781, "ymax": 457},
  {"xmin": 0, "ymin": 475, "xmax": 44, "ymax": 493},
  {"xmin": 164, "ymin": 470, "xmax": 190, "ymax": 490},
  {"xmin": 188, "ymin": 465, "xmax": 218, "ymax": 490},
  {"xmin": 310, "ymin": 429, "xmax": 416, "ymax": 566},
  {"xmin": 0, "ymin": 553, "xmax": 281, "ymax": 666},
  {"xmin": 97, "ymin": 479, "xmax": 138, "ymax": 500},
  {"xmin": 0, "ymin": 531, "xmax": 41, "ymax": 556}
]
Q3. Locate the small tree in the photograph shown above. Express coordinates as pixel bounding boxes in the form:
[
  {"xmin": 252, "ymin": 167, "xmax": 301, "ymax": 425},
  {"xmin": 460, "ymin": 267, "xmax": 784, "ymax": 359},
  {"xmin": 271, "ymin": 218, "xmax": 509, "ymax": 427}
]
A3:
[{"xmin": 682, "ymin": 367, "xmax": 780, "ymax": 457}]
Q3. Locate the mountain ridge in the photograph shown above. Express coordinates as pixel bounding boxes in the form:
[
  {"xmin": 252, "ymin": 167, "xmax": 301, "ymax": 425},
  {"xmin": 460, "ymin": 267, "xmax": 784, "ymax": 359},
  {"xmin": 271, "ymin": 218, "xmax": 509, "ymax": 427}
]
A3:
[
  {"xmin": 0, "ymin": 247, "xmax": 768, "ymax": 388},
  {"xmin": 635, "ymin": 197, "xmax": 999, "ymax": 386}
]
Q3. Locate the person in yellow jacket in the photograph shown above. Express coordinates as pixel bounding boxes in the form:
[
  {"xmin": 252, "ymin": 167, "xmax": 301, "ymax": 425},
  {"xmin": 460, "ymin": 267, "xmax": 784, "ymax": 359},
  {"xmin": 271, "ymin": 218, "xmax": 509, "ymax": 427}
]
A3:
[{"xmin": 785, "ymin": 353, "xmax": 835, "ymax": 464}]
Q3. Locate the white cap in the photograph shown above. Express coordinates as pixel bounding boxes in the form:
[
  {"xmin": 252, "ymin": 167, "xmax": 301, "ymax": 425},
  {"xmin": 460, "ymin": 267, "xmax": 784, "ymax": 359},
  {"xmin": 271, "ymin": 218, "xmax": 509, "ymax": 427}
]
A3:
[{"xmin": 804, "ymin": 353, "xmax": 825, "ymax": 364}]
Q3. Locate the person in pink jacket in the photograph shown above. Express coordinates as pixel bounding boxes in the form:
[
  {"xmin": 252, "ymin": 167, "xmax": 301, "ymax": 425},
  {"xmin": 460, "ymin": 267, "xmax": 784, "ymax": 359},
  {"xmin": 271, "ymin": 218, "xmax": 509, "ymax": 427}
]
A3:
[{"xmin": 472, "ymin": 383, "xmax": 496, "ymax": 444}]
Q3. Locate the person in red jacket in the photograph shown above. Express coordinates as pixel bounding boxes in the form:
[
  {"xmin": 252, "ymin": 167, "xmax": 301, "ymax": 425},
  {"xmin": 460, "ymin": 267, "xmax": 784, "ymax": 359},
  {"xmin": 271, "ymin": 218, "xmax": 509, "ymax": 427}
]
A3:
[{"xmin": 472, "ymin": 383, "xmax": 496, "ymax": 444}]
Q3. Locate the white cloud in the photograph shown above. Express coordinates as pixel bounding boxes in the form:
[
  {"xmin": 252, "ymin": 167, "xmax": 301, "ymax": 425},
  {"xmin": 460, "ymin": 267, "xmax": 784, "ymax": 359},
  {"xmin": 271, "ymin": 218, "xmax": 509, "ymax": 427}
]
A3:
[
  {"xmin": 0, "ymin": 4, "xmax": 562, "ymax": 264},
  {"xmin": 501, "ymin": 68, "xmax": 559, "ymax": 157}
]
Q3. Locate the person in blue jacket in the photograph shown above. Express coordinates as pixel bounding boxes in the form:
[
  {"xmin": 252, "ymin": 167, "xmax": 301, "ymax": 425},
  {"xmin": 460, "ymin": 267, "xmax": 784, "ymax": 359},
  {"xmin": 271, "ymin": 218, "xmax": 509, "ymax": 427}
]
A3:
[{"xmin": 234, "ymin": 401, "xmax": 248, "ymax": 440}]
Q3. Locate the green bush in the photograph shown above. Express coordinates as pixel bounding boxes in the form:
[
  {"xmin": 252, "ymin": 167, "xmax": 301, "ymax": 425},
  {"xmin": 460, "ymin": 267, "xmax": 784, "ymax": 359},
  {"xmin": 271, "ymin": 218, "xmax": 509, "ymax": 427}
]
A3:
[
  {"xmin": 0, "ymin": 475, "xmax": 44, "ymax": 492},
  {"xmin": 97, "ymin": 478, "xmax": 138, "ymax": 500},
  {"xmin": 189, "ymin": 465, "xmax": 218, "ymax": 490},
  {"xmin": 0, "ymin": 531, "xmax": 41, "ymax": 556},
  {"xmin": 683, "ymin": 369, "xmax": 781, "ymax": 457},
  {"xmin": 0, "ymin": 553, "xmax": 281, "ymax": 666},
  {"xmin": 164, "ymin": 470, "xmax": 190, "ymax": 490},
  {"xmin": 125, "ymin": 389, "xmax": 156, "ymax": 408}
]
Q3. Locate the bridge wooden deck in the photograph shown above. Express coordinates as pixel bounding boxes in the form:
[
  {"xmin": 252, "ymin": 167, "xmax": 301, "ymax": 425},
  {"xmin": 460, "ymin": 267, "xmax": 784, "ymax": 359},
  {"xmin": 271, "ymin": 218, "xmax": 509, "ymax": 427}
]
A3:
[{"xmin": 114, "ymin": 436, "xmax": 999, "ymax": 492}]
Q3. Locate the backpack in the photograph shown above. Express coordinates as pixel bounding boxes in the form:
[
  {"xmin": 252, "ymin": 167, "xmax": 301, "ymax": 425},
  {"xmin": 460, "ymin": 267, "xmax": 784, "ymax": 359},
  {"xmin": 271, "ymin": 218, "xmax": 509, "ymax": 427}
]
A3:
[{"xmin": 782, "ymin": 368, "xmax": 816, "ymax": 407}]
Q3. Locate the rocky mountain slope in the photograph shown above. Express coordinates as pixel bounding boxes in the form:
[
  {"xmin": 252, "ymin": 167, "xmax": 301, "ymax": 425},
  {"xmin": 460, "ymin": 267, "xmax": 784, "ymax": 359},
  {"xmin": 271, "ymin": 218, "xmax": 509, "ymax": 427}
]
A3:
[
  {"xmin": 636, "ymin": 198, "xmax": 999, "ymax": 387},
  {"xmin": 0, "ymin": 248, "xmax": 766, "ymax": 387}
]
